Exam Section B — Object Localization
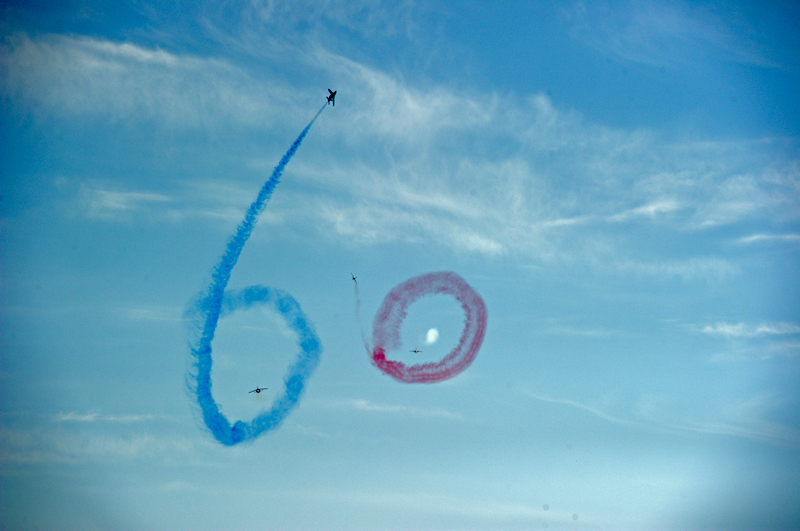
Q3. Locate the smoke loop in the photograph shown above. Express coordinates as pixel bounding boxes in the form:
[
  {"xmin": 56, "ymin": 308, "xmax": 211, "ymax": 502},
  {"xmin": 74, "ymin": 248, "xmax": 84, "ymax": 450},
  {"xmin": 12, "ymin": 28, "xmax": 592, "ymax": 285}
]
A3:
[{"xmin": 370, "ymin": 271, "xmax": 487, "ymax": 383}]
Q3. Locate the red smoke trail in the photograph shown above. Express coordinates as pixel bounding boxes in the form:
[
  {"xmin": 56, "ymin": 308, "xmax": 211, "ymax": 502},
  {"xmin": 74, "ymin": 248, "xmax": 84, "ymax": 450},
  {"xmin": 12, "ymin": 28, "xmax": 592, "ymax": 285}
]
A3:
[
  {"xmin": 367, "ymin": 271, "xmax": 487, "ymax": 383},
  {"xmin": 353, "ymin": 279, "xmax": 370, "ymax": 354}
]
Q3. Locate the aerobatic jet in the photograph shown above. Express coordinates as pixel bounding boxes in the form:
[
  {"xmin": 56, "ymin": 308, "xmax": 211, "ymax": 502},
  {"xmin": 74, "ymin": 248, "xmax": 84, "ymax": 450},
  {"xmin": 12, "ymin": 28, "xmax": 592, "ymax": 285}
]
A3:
[
  {"xmin": 249, "ymin": 387, "xmax": 268, "ymax": 394},
  {"xmin": 410, "ymin": 349, "xmax": 422, "ymax": 354},
  {"xmin": 351, "ymin": 273, "xmax": 357, "ymax": 282},
  {"xmin": 326, "ymin": 89, "xmax": 336, "ymax": 106}
]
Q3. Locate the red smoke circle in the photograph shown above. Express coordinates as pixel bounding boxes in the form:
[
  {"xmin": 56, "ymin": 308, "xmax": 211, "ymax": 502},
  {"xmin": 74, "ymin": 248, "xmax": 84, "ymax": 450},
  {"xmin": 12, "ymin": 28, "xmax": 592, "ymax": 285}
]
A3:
[{"xmin": 371, "ymin": 271, "xmax": 487, "ymax": 383}]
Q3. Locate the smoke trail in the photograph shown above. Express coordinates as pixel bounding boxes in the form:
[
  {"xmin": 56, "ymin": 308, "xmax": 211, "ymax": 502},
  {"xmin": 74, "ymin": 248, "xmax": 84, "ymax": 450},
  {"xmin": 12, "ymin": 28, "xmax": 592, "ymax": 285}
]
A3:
[
  {"xmin": 353, "ymin": 279, "xmax": 371, "ymax": 354},
  {"xmin": 186, "ymin": 104, "xmax": 326, "ymax": 446},
  {"xmin": 368, "ymin": 271, "xmax": 487, "ymax": 383}
]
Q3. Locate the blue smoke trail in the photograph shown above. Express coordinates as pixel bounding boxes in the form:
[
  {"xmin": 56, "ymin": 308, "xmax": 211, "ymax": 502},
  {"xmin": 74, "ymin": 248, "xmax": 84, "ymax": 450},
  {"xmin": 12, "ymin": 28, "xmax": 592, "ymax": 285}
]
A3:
[{"xmin": 187, "ymin": 103, "xmax": 326, "ymax": 446}]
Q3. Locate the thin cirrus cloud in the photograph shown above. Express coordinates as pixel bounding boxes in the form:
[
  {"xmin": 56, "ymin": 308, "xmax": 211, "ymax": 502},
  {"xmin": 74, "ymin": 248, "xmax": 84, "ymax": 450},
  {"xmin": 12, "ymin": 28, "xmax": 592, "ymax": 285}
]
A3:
[
  {"xmin": 80, "ymin": 186, "xmax": 173, "ymax": 220},
  {"xmin": 519, "ymin": 389, "xmax": 800, "ymax": 448},
  {"xmin": 75, "ymin": 178, "xmax": 292, "ymax": 228},
  {"xmin": 0, "ymin": 32, "xmax": 292, "ymax": 127},
  {"xmin": 566, "ymin": 1, "xmax": 781, "ymax": 69},
  {"xmin": 613, "ymin": 257, "xmax": 738, "ymax": 281},
  {"xmin": 53, "ymin": 412, "xmax": 167, "ymax": 423},
  {"xmin": 122, "ymin": 305, "xmax": 184, "ymax": 323},
  {"xmin": 606, "ymin": 200, "xmax": 682, "ymax": 222},
  {"xmin": 2, "ymin": 416, "xmax": 193, "ymax": 466},
  {"xmin": 736, "ymin": 233, "xmax": 800, "ymax": 244},
  {"xmin": 4, "ymin": 32, "xmax": 796, "ymax": 272},
  {"xmin": 517, "ymin": 390, "xmax": 643, "ymax": 429},
  {"xmin": 322, "ymin": 399, "xmax": 465, "ymax": 421},
  {"xmin": 695, "ymin": 322, "xmax": 800, "ymax": 338},
  {"xmin": 1, "ymin": 428, "xmax": 198, "ymax": 464}
]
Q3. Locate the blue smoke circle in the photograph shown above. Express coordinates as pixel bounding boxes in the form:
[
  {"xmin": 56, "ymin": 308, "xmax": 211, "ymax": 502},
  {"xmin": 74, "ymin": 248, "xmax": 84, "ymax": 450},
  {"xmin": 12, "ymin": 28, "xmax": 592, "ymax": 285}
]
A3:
[{"xmin": 189, "ymin": 286, "xmax": 321, "ymax": 446}]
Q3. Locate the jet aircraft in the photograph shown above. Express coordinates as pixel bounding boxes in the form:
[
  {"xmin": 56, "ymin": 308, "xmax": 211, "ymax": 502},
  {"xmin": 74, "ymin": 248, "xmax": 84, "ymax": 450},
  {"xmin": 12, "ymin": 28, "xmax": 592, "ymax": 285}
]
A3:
[
  {"xmin": 410, "ymin": 349, "xmax": 422, "ymax": 354},
  {"xmin": 327, "ymin": 89, "xmax": 336, "ymax": 106},
  {"xmin": 249, "ymin": 387, "xmax": 268, "ymax": 394},
  {"xmin": 351, "ymin": 273, "xmax": 357, "ymax": 282}
]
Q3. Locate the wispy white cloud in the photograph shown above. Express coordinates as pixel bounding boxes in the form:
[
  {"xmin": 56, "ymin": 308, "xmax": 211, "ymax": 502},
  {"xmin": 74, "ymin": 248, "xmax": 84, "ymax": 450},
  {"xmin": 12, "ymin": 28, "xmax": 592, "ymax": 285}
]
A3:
[
  {"xmin": 695, "ymin": 321, "xmax": 800, "ymax": 338},
  {"xmin": 659, "ymin": 417, "xmax": 800, "ymax": 447},
  {"xmin": 4, "ymin": 32, "xmax": 797, "ymax": 275},
  {"xmin": 519, "ymin": 389, "xmax": 800, "ymax": 448},
  {"xmin": 691, "ymin": 321, "xmax": 800, "ymax": 361},
  {"xmin": 690, "ymin": 173, "xmax": 778, "ymax": 228},
  {"xmin": 0, "ymin": 424, "xmax": 200, "ymax": 465},
  {"xmin": 566, "ymin": 1, "xmax": 781, "ymax": 69},
  {"xmin": 315, "ymin": 198, "xmax": 505, "ymax": 255},
  {"xmin": 543, "ymin": 324, "xmax": 624, "ymax": 337},
  {"xmin": 0, "ymin": 32, "xmax": 292, "ymax": 128},
  {"xmin": 54, "ymin": 412, "xmax": 171, "ymax": 423},
  {"xmin": 123, "ymin": 305, "xmax": 184, "ymax": 322},
  {"xmin": 80, "ymin": 186, "xmax": 173, "ymax": 220},
  {"xmin": 766, "ymin": 341, "xmax": 800, "ymax": 358},
  {"xmin": 323, "ymin": 398, "xmax": 465, "ymax": 421},
  {"xmin": 200, "ymin": 0, "xmax": 427, "ymax": 56},
  {"xmin": 614, "ymin": 257, "xmax": 738, "ymax": 281},
  {"xmin": 607, "ymin": 200, "xmax": 682, "ymax": 222},
  {"xmin": 307, "ymin": 45, "xmax": 498, "ymax": 149},
  {"xmin": 649, "ymin": 391, "xmax": 800, "ymax": 448},
  {"xmin": 517, "ymin": 390, "xmax": 642, "ymax": 428},
  {"xmin": 736, "ymin": 233, "xmax": 800, "ymax": 244},
  {"xmin": 54, "ymin": 433, "xmax": 199, "ymax": 462},
  {"xmin": 75, "ymin": 179, "xmax": 286, "ymax": 226}
]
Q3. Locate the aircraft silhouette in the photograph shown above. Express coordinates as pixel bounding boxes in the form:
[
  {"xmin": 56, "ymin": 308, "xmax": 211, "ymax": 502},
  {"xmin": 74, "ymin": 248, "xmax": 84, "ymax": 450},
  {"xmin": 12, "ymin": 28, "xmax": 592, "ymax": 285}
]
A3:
[
  {"xmin": 326, "ymin": 89, "xmax": 336, "ymax": 106},
  {"xmin": 249, "ymin": 387, "xmax": 268, "ymax": 394}
]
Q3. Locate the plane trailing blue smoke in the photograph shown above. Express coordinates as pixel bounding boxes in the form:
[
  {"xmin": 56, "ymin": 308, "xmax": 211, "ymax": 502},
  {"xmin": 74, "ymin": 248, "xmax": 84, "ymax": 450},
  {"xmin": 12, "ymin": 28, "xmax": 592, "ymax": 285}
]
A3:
[{"xmin": 186, "ymin": 103, "xmax": 326, "ymax": 446}]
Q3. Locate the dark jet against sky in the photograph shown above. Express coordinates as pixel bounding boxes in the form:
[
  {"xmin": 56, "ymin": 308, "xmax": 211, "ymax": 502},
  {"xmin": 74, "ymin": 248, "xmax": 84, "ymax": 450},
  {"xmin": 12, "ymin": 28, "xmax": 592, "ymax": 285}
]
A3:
[
  {"xmin": 327, "ymin": 89, "xmax": 336, "ymax": 106},
  {"xmin": 351, "ymin": 273, "xmax": 357, "ymax": 282},
  {"xmin": 410, "ymin": 349, "xmax": 422, "ymax": 354},
  {"xmin": 249, "ymin": 387, "xmax": 268, "ymax": 394}
]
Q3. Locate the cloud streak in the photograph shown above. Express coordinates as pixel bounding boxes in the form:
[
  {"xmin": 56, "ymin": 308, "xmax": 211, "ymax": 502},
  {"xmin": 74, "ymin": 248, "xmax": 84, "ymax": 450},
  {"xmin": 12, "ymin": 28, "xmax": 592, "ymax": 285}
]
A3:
[
  {"xmin": 518, "ymin": 390, "xmax": 643, "ymax": 429},
  {"xmin": 519, "ymin": 389, "xmax": 800, "ymax": 448},
  {"xmin": 80, "ymin": 186, "xmax": 173, "ymax": 221},
  {"xmin": 695, "ymin": 321, "xmax": 800, "ymax": 338},
  {"xmin": 0, "ymin": 426, "xmax": 200, "ymax": 465},
  {"xmin": 54, "ymin": 412, "xmax": 167, "ymax": 423},
  {"xmin": 1, "ymin": 32, "xmax": 293, "ymax": 127},
  {"xmin": 324, "ymin": 399, "xmax": 465, "ymax": 421},
  {"xmin": 736, "ymin": 233, "xmax": 800, "ymax": 244},
  {"xmin": 566, "ymin": 1, "xmax": 782, "ymax": 69}
]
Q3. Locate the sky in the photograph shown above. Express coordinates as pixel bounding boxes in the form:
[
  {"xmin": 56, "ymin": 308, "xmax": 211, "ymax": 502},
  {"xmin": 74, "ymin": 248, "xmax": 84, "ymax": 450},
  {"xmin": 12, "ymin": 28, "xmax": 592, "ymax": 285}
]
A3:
[{"xmin": 1, "ymin": 1, "xmax": 799, "ymax": 529}]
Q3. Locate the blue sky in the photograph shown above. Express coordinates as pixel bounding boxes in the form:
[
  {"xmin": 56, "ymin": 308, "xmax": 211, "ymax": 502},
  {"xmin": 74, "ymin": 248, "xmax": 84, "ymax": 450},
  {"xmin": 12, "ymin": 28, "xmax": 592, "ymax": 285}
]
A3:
[{"xmin": 1, "ymin": 1, "xmax": 799, "ymax": 529}]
